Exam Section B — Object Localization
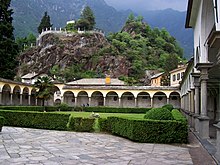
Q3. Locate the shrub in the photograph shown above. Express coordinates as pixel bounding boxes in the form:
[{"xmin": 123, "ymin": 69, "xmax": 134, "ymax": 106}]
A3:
[
  {"xmin": 57, "ymin": 103, "xmax": 72, "ymax": 111},
  {"xmin": 98, "ymin": 118, "xmax": 111, "ymax": 132},
  {"xmin": 172, "ymin": 109, "xmax": 187, "ymax": 123},
  {"xmin": 144, "ymin": 108, "xmax": 174, "ymax": 120},
  {"xmin": 105, "ymin": 117, "xmax": 188, "ymax": 143},
  {"xmin": 0, "ymin": 106, "xmax": 44, "ymax": 112},
  {"xmin": 67, "ymin": 116, "xmax": 95, "ymax": 132},
  {"xmin": 0, "ymin": 116, "xmax": 4, "ymax": 132},
  {"xmin": 162, "ymin": 104, "xmax": 174, "ymax": 111},
  {"xmin": 0, "ymin": 110, "xmax": 70, "ymax": 130}
]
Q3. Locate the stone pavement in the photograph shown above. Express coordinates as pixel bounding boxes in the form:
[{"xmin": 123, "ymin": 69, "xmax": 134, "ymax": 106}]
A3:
[{"xmin": 0, "ymin": 127, "xmax": 193, "ymax": 165}]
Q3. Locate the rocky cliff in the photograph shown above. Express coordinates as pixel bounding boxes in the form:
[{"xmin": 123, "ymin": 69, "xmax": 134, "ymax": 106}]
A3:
[{"xmin": 17, "ymin": 31, "xmax": 130, "ymax": 80}]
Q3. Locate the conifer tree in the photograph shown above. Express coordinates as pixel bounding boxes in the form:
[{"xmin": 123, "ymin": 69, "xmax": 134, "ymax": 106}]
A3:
[
  {"xmin": 37, "ymin": 12, "xmax": 53, "ymax": 33},
  {"xmin": 80, "ymin": 6, "xmax": 95, "ymax": 30},
  {"xmin": 0, "ymin": 0, "xmax": 18, "ymax": 79}
]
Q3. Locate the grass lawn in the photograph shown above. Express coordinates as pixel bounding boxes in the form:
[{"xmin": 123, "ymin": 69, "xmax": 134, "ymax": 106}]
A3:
[{"xmin": 54, "ymin": 111, "xmax": 145, "ymax": 119}]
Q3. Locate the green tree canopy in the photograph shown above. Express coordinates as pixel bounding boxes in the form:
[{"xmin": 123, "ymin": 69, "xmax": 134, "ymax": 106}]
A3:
[
  {"xmin": 0, "ymin": 0, "xmax": 18, "ymax": 79},
  {"xmin": 34, "ymin": 76, "xmax": 54, "ymax": 107},
  {"xmin": 37, "ymin": 12, "xmax": 53, "ymax": 33},
  {"xmin": 76, "ymin": 6, "xmax": 95, "ymax": 30}
]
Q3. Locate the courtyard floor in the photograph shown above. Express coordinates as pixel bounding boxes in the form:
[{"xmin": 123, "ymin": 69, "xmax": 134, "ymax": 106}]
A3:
[{"xmin": 0, "ymin": 127, "xmax": 216, "ymax": 165}]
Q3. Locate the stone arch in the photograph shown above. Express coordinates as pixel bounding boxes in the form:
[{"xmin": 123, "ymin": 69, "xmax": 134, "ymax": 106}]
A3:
[
  {"xmin": 49, "ymin": 86, "xmax": 62, "ymax": 106},
  {"xmin": 77, "ymin": 91, "xmax": 89, "ymax": 107},
  {"xmin": 12, "ymin": 86, "xmax": 21, "ymax": 105},
  {"xmin": 22, "ymin": 87, "xmax": 29, "ymax": 105},
  {"xmin": 91, "ymin": 91, "xmax": 104, "ymax": 107},
  {"xmin": 55, "ymin": 99, "xmax": 61, "ymax": 105},
  {"xmin": 106, "ymin": 91, "xmax": 119, "ymax": 107},
  {"xmin": 121, "ymin": 92, "xmax": 135, "ymax": 108},
  {"xmin": 63, "ymin": 91, "xmax": 75, "ymax": 106},
  {"xmin": 30, "ymin": 89, "xmax": 37, "ymax": 106},
  {"xmin": 2, "ymin": 84, "xmax": 11, "ymax": 105},
  {"xmin": 137, "ymin": 92, "xmax": 151, "ymax": 108},
  {"xmin": 169, "ymin": 92, "xmax": 181, "ymax": 108},
  {"xmin": 153, "ymin": 92, "xmax": 167, "ymax": 108}
]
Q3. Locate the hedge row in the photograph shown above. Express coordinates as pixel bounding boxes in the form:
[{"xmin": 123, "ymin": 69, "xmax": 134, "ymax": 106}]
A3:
[
  {"xmin": 0, "ymin": 110, "xmax": 70, "ymax": 130},
  {"xmin": 67, "ymin": 116, "xmax": 95, "ymax": 132},
  {"xmin": 99, "ymin": 117, "xmax": 188, "ymax": 143},
  {"xmin": 0, "ymin": 106, "xmax": 74, "ymax": 112},
  {"xmin": 172, "ymin": 109, "xmax": 187, "ymax": 123},
  {"xmin": 82, "ymin": 107, "xmax": 151, "ymax": 113},
  {"xmin": 0, "ymin": 116, "xmax": 4, "ymax": 132}
]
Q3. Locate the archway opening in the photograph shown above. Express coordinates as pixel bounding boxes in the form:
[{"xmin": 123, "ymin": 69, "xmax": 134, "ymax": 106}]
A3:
[
  {"xmin": 153, "ymin": 92, "xmax": 167, "ymax": 108},
  {"xmin": 77, "ymin": 91, "xmax": 89, "ymax": 107},
  {"xmin": 137, "ymin": 92, "xmax": 151, "ymax": 108},
  {"xmin": 91, "ymin": 91, "xmax": 104, "ymax": 106},
  {"xmin": 106, "ymin": 91, "xmax": 119, "ymax": 107},
  {"xmin": 121, "ymin": 92, "xmax": 135, "ymax": 108}
]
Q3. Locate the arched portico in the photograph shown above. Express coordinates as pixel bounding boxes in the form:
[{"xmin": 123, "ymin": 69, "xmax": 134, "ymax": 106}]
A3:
[
  {"xmin": 22, "ymin": 87, "xmax": 29, "ymax": 105},
  {"xmin": 137, "ymin": 92, "xmax": 151, "ymax": 108},
  {"xmin": 12, "ymin": 86, "xmax": 21, "ymax": 105},
  {"xmin": 91, "ymin": 91, "xmax": 104, "ymax": 106},
  {"xmin": 63, "ymin": 91, "xmax": 75, "ymax": 106},
  {"xmin": 169, "ymin": 92, "xmax": 181, "ymax": 108},
  {"xmin": 2, "ymin": 84, "xmax": 11, "ymax": 105},
  {"xmin": 77, "ymin": 91, "xmax": 89, "ymax": 106},
  {"xmin": 121, "ymin": 92, "xmax": 135, "ymax": 108},
  {"xmin": 153, "ymin": 92, "xmax": 167, "ymax": 108},
  {"xmin": 106, "ymin": 91, "xmax": 119, "ymax": 107}
]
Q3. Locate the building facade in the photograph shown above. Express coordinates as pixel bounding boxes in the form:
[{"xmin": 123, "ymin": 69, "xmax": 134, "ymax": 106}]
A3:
[
  {"xmin": 182, "ymin": 0, "xmax": 220, "ymax": 161},
  {"xmin": 0, "ymin": 78, "xmax": 181, "ymax": 109}
]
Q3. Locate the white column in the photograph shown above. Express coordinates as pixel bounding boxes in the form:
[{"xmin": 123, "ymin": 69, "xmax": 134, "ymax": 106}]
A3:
[
  {"xmin": 10, "ymin": 93, "xmax": 13, "ymax": 105},
  {"xmin": 118, "ymin": 97, "xmax": 121, "ymax": 107},
  {"xmin": 135, "ymin": 98, "xmax": 137, "ymax": 107},
  {"xmin": 75, "ymin": 97, "xmax": 77, "ymax": 107},
  {"xmin": 0, "ymin": 92, "xmax": 2, "ymax": 105},
  {"xmin": 151, "ymin": 98, "xmax": 153, "ymax": 108},
  {"xmin": 103, "ymin": 97, "xmax": 106, "ymax": 106},
  {"xmin": 167, "ymin": 98, "xmax": 170, "ymax": 104},
  {"xmin": 89, "ymin": 97, "xmax": 91, "ymax": 106},
  {"xmin": 28, "ymin": 95, "xmax": 31, "ymax": 106},
  {"xmin": 20, "ymin": 94, "xmax": 23, "ymax": 105}
]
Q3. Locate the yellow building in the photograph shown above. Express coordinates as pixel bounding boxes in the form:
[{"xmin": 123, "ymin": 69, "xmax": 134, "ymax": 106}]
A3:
[
  {"xmin": 169, "ymin": 65, "xmax": 186, "ymax": 87},
  {"xmin": 150, "ymin": 72, "xmax": 164, "ymax": 87}
]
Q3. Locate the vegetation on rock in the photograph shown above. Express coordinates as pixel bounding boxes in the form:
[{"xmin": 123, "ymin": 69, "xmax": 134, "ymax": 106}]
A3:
[{"xmin": 37, "ymin": 12, "xmax": 53, "ymax": 33}]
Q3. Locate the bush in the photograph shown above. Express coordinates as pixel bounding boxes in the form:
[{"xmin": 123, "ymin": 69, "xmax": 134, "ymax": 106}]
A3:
[
  {"xmin": 83, "ymin": 107, "xmax": 151, "ymax": 113},
  {"xmin": 144, "ymin": 108, "xmax": 174, "ymax": 120},
  {"xmin": 0, "ymin": 106, "xmax": 44, "ymax": 112},
  {"xmin": 0, "ymin": 110, "xmax": 70, "ymax": 130},
  {"xmin": 67, "ymin": 116, "xmax": 95, "ymax": 132},
  {"xmin": 0, "ymin": 116, "xmax": 4, "ymax": 132},
  {"xmin": 162, "ymin": 104, "xmax": 174, "ymax": 111},
  {"xmin": 57, "ymin": 103, "xmax": 72, "ymax": 111},
  {"xmin": 172, "ymin": 109, "xmax": 187, "ymax": 123},
  {"xmin": 105, "ymin": 117, "xmax": 188, "ymax": 143},
  {"xmin": 98, "ymin": 118, "xmax": 111, "ymax": 132}
]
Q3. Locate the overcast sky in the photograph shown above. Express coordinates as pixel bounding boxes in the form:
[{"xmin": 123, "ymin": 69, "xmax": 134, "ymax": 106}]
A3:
[{"xmin": 104, "ymin": 0, "xmax": 188, "ymax": 12}]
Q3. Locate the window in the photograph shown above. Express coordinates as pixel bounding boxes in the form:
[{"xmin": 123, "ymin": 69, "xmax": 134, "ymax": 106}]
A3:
[
  {"xmin": 171, "ymin": 96, "xmax": 178, "ymax": 100},
  {"xmin": 181, "ymin": 72, "xmax": 184, "ymax": 78},
  {"xmin": 142, "ymin": 96, "xmax": 148, "ymax": 99},
  {"xmin": 177, "ymin": 73, "xmax": 180, "ymax": 80},
  {"xmin": 113, "ymin": 96, "xmax": 118, "ymax": 101},
  {"xmin": 127, "ymin": 97, "xmax": 133, "ymax": 100},
  {"xmin": 173, "ymin": 75, "xmax": 176, "ymax": 81},
  {"xmin": 158, "ymin": 96, "xmax": 163, "ymax": 101}
]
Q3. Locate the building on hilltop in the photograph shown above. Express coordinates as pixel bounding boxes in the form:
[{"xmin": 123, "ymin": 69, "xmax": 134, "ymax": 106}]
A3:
[
  {"xmin": 182, "ymin": 0, "xmax": 220, "ymax": 162},
  {"xmin": 150, "ymin": 72, "xmax": 164, "ymax": 87}
]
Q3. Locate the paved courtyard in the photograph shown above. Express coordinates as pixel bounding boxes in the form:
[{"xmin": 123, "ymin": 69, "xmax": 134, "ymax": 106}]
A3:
[{"xmin": 0, "ymin": 127, "xmax": 193, "ymax": 165}]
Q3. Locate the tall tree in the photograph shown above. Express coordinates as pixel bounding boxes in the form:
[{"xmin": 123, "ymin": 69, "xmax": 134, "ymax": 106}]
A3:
[
  {"xmin": 80, "ymin": 6, "xmax": 95, "ymax": 30},
  {"xmin": 37, "ymin": 12, "xmax": 53, "ymax": 33},
  {"xmin": 34, "ymin": 76, "xmax": 54, "ymax": 107},
  {"xmin": 0, "ymin": 0, "xmax": 18, "ymax": 80}
]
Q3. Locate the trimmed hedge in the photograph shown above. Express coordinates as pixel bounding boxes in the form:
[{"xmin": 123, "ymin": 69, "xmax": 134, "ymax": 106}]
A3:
[
  {"xmin": 98, "ymin": 118, "xmax": 112, "ymax": 132},
  {"xmin": 0, "ymin": 110, "xmax": 70, "ymax": 130},
  {"xmin": 162, "ymin": 104, "xmax": 174, "ymax": 111},
  {"xmin": 0, "ymin": 116, "xmax": 4, "ymax": 132},
  {"xmin": 144, "ymin": 108, "xmax": 174, "ymax": 120},
  {"xmin": 67, "ymin": 116, "xmax": 95, "ymax": 132},
  {"xmin": 172, "ymin": 109, "xmax": 187, "ymax": 123},
  {"xmin": 82, "ymin": 107, "xmax": 151, "ymax": 113},
  {"xmin": 104, "ymin": 117, "xmax": 188, "ymax": 143}
]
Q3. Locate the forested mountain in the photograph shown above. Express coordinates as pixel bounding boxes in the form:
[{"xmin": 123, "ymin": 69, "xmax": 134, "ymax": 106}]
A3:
[{"xmin": 11, "ymin": 0, "xmax": 193, "ymax": 58}]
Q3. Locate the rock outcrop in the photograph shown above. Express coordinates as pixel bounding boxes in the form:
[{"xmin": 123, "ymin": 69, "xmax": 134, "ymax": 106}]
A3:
[{"xmin": 17, "ymin": 31, "xmax": 130, "ymax": 79}]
